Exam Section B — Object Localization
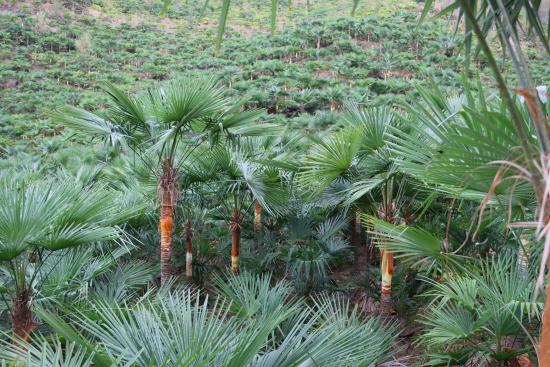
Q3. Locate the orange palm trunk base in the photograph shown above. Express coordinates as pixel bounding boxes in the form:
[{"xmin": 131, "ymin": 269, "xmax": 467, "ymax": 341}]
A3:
[
  {"xmin": 160, "ymin": 213, "xmax": 173, "ymax": 284},
  {"xmin": 380, "ymin": 249, "xmax": 394, "ymax": 318},
  {"xmin": 231, "ymin": 227, "xmax": 241, "ymax": 272},
  {"xmin": 254, "ymin": 200, "xmax": 261, "ymax": 233}
]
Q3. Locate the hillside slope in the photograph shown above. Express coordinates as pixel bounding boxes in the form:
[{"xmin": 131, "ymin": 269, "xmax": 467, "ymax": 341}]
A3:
[{"xmin": 1, "ymin": 0, "xmax": 549, "ymax": 145}]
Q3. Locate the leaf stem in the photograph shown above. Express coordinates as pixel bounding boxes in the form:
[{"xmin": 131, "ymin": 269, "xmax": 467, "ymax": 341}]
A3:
[{"xmin": 457, "ymin": 0, "xmax": 540, "ymax": 192}]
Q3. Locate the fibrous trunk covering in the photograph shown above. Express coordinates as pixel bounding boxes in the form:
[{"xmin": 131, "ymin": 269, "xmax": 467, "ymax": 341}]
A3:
[
  {"xmin": 11, "ymin": 287, "xmax": 38, "ymax": 345},
  {"xmin": 231, "ymin": 209, "xmax": 242, "ymax": 272},
  {"xmin": 377, "ymin": 200, "xmax": 397, "ymax": 319},
  {"xmin": 518, "ymin": 237, "xmax": 530, "ymax": 278},
  {"xmin": 159, "ymin": 157, "xmax": 177, "ymax": 285},
  {"xmin": 254, "ymin": 200, "xmax": 261, "ymax": 242},
  {"xmin": 185, "ymin": 219, "xmax": 193, "ymax": 278}
]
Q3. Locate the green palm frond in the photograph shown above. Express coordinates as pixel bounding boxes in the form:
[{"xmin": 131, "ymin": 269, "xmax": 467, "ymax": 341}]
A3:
[
  {"xmin": 425, "ymin": 277, "xmax": 479, "ymax": 312},
  {"xmin": 0, "ymin": 180, "xmax": 128, "ymax": 261},
  {"xmin": 148, "ymin": 77, "xmax": 227, "ymax": 128},
  {"xmin": 45, "ymin": 107, "xmax": 131, "ymax": 152},
  {"xmin": 0, "ymin": 339, "xmax": 142, "ymax": 367},
  {"xmin": 254, "ymin": 298, "xmax": 396, "ymax": 367},
  {"xmin": 298, "ymin": 127, "xmax": 364, "ymax": 196},
  {"xmin": 213, "ymin": 271, "xmax": 299, "ymax": 320},
  {"xmin": 341, "ymin": 103, "xmax": 392, "ymax": 152},
  {"xmin": 421, "ymin": 303, "xmax": 488, "ymax": 345},
  {"xmin": 366, "ymin": 216, "xmax": 468, "ymax": 274},
  {"xmin": 36, "ymin": 287, "xmax": 297, "ymax": 367}
]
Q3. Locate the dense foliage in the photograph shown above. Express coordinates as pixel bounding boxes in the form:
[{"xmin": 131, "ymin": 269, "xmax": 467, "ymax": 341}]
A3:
[
  {"xmin": 1, "ymin": 0, "xmax": 550, "ymax": 365},
  {"xmin": 6, "ymin": 0, "xmax": 550, "ymax": 145}
]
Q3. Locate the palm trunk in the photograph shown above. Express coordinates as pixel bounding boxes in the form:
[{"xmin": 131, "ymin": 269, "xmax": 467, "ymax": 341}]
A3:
[
  {"xmin": 159, "ymin": 157, "xmax": 176, "ymax": 285},
  {"xmin": 185, "ymin": 219, "xmax": 193, "ymax": 278},
  {"xmin": 231, "ymin": 208, "xmax": 242, "ymax": 272},
  {"xmin": 11, "ymin": 287, "xmax": 38, "ymax": 345},
  {"xmin": 539, "ymin": 234, "xmax": 550, "ymax": 364},
  {"xmin": 540, "ymin": 279, "xmax": 550, "ymax": 365},
  {"xmin": 365, "ymin": 234, "xmax": 373, "ymax": 266},
  {"xmin": 159, "ymin": 197, "xmax": 173, "ymax": 284},
  {"xmin": 254, "ymin": 200, "xmax": 261, "ymax": 242},
  {"xmin": 301, "ymin": 102, "xmax": 305, "ymax": 115},
  {"xmin": 518, "ymin": 237, "xmax": 530, "ymax": 277},
  {"xmin": 510, "ymin": 237, "xmax": 534, "ymax": 366},
  {"xmin": 380, "ymin": 248, "xmax": 393, "ymax": 318}
]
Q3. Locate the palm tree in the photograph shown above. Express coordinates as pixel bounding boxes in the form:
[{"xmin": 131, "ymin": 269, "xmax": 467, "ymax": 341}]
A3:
[
  {"xmin": 378, "ymin": 53, "xmax": 397, "ymax": 81},
  {"xmin": 295, "ymin": 72, "xmax": 314, "ymax": 91},
  {"xmin": 292, "ymin": 89, "xmax": 317, "ymax": 115},
  {"xmin": 0, "ymin": 178, "xmax": 140, "ymax": 341},
  {"xmin": 46, "ymin": 78, "xmax": 269, "ymax": 284},
  {"xmin": 298, "ymin": 104, "xmax": 424, "ymax": 316},
  {"xmin": 267, "ymin": 84, "xmax": 288, "ymax": 114},
  {"xmin": 319, "ymin": 87, "xmax": 344, "ymax": 113},
  {"xmin": 192, "ymin": 144, "xmax": 288, "ymax": 271}
]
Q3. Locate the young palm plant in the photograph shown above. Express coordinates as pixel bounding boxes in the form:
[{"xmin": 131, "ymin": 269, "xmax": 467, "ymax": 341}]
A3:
[
  {"xmin": 0, "ymin": 177, "xmax": 141, "ymax": 341},
  {"xmin": 298, "ymin": 103, "xmax": 424, "ymax": 316},
  {"xmin": 189, "ymin": 144, "xmax": 289, "ymax": 271},
  {"xmin": 2, "ymin": 272, "xmax": 398, "ymax": 367}
]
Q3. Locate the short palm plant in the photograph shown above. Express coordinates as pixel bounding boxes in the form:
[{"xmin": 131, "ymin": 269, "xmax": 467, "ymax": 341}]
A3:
[
  {"xmin": 0, "ymin": 177, "xmax": 141, "ymax": 341},
  {"xmin": 1, "ymin": 272, "xmax": 399, "ymax": 367},
  {"xmin": 187, "ymin": 144, "xmax": 288, "ymax": 271}
]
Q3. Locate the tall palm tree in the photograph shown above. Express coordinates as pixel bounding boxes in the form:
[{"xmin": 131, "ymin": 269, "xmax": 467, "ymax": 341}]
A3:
[{"xmin": 46, "ymin": 78, "xmax": 272, "ymax": 284}]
